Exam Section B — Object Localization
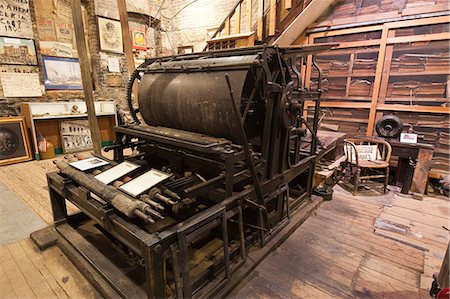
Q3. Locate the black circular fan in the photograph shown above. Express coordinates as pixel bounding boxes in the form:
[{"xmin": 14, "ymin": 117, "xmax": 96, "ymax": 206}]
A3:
[{"xmin": 376, "ymin": 115, "xmax": 403, "ymax": 138}]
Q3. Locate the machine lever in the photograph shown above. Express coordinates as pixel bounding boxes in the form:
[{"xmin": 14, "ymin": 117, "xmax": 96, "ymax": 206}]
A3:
[{"xmin": 225, "ymin": 74, "xmax": 265, "ymax": 204}]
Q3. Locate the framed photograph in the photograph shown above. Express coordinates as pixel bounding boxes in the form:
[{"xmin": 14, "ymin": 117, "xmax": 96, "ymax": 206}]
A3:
[
  {"xmin": 60, "ymin": 120, "xmax": 93, "ymax": 153},
  {"xmin": 131, "ymin": 29, "xmax": 146, "ymax": 50},
  {"xmin": 0, "ymin": 36, "xmax": 37, "ymax": 65},
  {"xmin": 0, "ymin": 117, "xmax": 32, "ymax": 166},
  {"xmin": 42, "ymin": 56, "xmax": 83, "ymax": 90},
  {"xmin": 98, "ymin": 16, "xmax": 123, "ymax": 53}
]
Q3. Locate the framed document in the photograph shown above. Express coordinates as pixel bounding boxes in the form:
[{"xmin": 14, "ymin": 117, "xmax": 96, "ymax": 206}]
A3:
[
  {"xmin": 120, "ymin": 169, "xmax": 172, "ymax": 197},
  {"xmin": 42, "ymin": 56, "xmax": 83, "ymax": 90},
  {"xmin": 97, "ymin": 17, "xmax": 123, "ymax": 53},
  {"xmin": 95, "ymin": 161, "xmax": 140, "ymax": 184}
]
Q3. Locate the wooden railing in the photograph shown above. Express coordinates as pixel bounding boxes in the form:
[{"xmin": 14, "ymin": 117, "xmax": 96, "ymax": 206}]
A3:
[{"xmin": 205, "ymin": 0, "xmax": 311, "ymax": 50}]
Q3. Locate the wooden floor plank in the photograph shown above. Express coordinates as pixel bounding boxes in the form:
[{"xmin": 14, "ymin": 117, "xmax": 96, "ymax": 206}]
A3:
[
  {"xmin": 0, "ymin": 245, "xmax": 36, "ymax": 298},
  {"xmin": 304, "ymin": 216, "xmax": 424, "ymax": 270},
  {"xmin": 7, "ymin": 242, "xmax": 57, "ymax": 299},
  {"xmin": 0, "ymin": 262, "xmax": 17, "ymax": 299},
  {"xmin": 40, "ymin": 246, "xmax": 97, "ymax": 299},
  {"xmin": 19, "ymin": 239, "xmax": 70, "ymax": 299},
  {"xmin": 383, "ymin": 206, "xmax": 449, "ymax": 229}
]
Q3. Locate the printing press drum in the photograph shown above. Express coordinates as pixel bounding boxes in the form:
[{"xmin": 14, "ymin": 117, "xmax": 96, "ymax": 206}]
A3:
[{"xmin": 137, "ymin": 55, "xmax": 287, "ymax": 142}]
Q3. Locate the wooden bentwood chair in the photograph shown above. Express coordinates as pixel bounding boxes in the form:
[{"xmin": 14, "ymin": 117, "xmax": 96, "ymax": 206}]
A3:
[{"xmin": 343, "ymin": 137, "xmax": 392, "ymax": 195}]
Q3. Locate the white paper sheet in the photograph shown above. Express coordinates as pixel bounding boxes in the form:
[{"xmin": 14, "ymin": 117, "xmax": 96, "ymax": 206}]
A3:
[
  {"xmin": 95, "ymin": 161, "xmax": 140, "ymax": 184},
  {"xmin": 119, "ymin": 169, "xmax": 172, "ymax": 197}
]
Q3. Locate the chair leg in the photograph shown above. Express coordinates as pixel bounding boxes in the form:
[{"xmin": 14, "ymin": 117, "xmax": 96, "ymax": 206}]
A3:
[
  {"xmin": 353, "ymin": 168, "xmax": 360, "ymax": 195},
  {"xmin": 384, "ymin": 167, "xmax": 389, "ymax": 194}
]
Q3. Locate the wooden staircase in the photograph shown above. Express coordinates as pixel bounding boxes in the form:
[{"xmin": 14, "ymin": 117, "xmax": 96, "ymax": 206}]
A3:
[{"xmin": 205, "ymin": 0, "xmax": 335, "ymax": 50}]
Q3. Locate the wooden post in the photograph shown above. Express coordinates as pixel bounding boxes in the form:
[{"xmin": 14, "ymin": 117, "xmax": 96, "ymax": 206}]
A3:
[
  {"xmin": 257, "ymin": 0, "xmax": 264, "ymax": 40},
  {"xmin": 269, "ymin": 0, "xmax": 276, "ymax": 36},
  {"xmin": 224, "ymin": 17, "xmax": 231, "ymax": 35},
  {"xmin": 235, "ymin": 3, "xmax": 241, "ymax": 34},
  {"xmin": 71, "ymin": 0, "xmax": 102, "ymax": 154},
  {"xmin": 246, "ymin": 0, "xmax": 252, "ymax": 32},
  {"xmin": 117, "ymin": 0, "xmax": 135, "ymax": 75}
]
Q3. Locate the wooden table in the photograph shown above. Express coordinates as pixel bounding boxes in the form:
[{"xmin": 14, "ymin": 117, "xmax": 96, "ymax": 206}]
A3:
[{"xmin": 389, "ymin": 140, "xmax": 434, "ymax": 195}]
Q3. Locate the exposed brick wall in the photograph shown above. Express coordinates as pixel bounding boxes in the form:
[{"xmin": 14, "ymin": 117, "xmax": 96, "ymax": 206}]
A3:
[{"xmin": 0, "ymin": 0, "xmax": 236, "ymax": 116}]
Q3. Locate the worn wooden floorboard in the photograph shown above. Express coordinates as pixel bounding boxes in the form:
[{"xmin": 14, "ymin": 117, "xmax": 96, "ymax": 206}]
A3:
[
  {"xmin": 232, "ymin": 188, "xmax": 428, "ymax": 298},
  {"xmin": 1, "ymin": 158, "xmax": 447, "ymax": 298}
]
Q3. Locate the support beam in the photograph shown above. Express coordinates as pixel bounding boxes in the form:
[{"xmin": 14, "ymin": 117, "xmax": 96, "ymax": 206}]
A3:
[
  {"xmin": 366, "ymin": 25, "xmax": 389, "ymax": 136},
  {"xmin": 117, "ymin": 0, "xmax": 135, "ymax": 75},
  {"xmin": 71, "ymin": 0, "xmax": 101, "ymax": 154},
  {"xmin": 273, "ymin": 0, "xmax": 335, "ymax": 46}
]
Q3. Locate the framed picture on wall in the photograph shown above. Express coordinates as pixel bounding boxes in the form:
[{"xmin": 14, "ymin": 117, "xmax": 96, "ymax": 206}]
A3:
[
  {"xmin": 0, "ymin": 36, "xmax": 37, "ymax": 65},
  {"xmin": 60, "ymin": 119, "xmax": 93, "ymax": 153},
  {"xmin": 97, "ymin": 16, "xmax": 123, "ymax": 53},
  {"xmin": 131, "ymin": 29, "xmax": 146, "ymax": 50},
  {"xmin": 0, "ymin": 117, "xmax": 33, "ymax": 166},
  {"xmin": 42, "ymin": 56, "xmax": 83, "ymax": 90}
]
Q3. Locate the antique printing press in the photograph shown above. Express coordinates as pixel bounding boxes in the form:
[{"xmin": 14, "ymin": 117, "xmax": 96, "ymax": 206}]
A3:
[{"xmin": 47, "ymin": 45, "xmax": 333, "ymax": 298}]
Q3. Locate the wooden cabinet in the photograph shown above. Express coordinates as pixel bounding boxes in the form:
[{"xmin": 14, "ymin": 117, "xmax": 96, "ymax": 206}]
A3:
[{"xmin": 21, "ymin": 102, "xmax": 117, "ymax": 160}]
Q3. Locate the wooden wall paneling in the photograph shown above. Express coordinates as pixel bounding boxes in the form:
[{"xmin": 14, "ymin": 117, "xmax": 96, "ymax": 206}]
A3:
[
  {"xmin": 285, "ymin": 0, "xmax": 293, "ymax": 9},
  {"xmin": 366, "ymin": 25, "xmax": 389, "ymax": 136}
]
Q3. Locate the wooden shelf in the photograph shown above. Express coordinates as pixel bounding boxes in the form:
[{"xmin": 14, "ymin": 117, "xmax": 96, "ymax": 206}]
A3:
[
  {"xmin": 312, "ymin": 72, "xmax": 375, "ymax": 78},
  {"xmin": 322, "ymin": 96, "xmax": 372, "ymax": 101},
  {"xmin": 389, "ymin": 70, "xmax": 450, "ymax": 76},
  {"xmin": 385, "ymin": 97, "xmax": 450, "ymax": 103}
]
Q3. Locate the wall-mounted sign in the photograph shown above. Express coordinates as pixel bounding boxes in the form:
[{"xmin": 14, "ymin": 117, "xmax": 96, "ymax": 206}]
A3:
[
  {"xmin": 94, "ymin": 0, "xmax": 119, "ymax": 20},
  {"xmin": 400, "ymin": 133, "xmax": 418, "ymax": 144},
  {"xmin": 126, "ymin": 0, "xmax": 150, "ymax": 15},
  {"xmin": 0, "ymin": 0, "xmax": 34, "ymax": 38},
  {"xmin": 98, "ymin": 16, "xmax": 123, "ymax": 53},
  {"xmin": 42, "ymin": 56, "xmax": 83, "ymax": 90},
  {"xmin": 40, "ymin": 41, "xmax": 74, "ymax": 57},
  {"xmin": 0, "ymin": 73, "xmax": 42, "ymax": 97},
  {"xmin": 0, "ymin": 37, "xmax": 37, "ymax": 65}
]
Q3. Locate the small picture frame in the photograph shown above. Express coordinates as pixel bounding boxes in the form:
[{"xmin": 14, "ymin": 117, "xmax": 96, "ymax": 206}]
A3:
[
  {"xmin": 131, "ymin": 29, "xmax": 146, "ymax": 50},
  {"xmin": 0, "ymin": 36, "xmax": 37, "ymax": 65},
  {"xmin": 42, "ymin": 56, "xmax": 83, "ymax": 90},
  {"xmin": 98, "ymin": 16, "xmax": 123, "ymax": 53},
  {"xmin": 60, "ymin": 120, "xmax": 93, "ymax": 153},
  {"xmin": 0, "ymin": 117, "xmax": 32, "ymax": 166}
]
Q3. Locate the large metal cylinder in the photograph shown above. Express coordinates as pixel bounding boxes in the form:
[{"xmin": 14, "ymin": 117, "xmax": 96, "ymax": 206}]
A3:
[{"xmin": 138, "ymin": 55, "xmax": 260, "ymax": 142}]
